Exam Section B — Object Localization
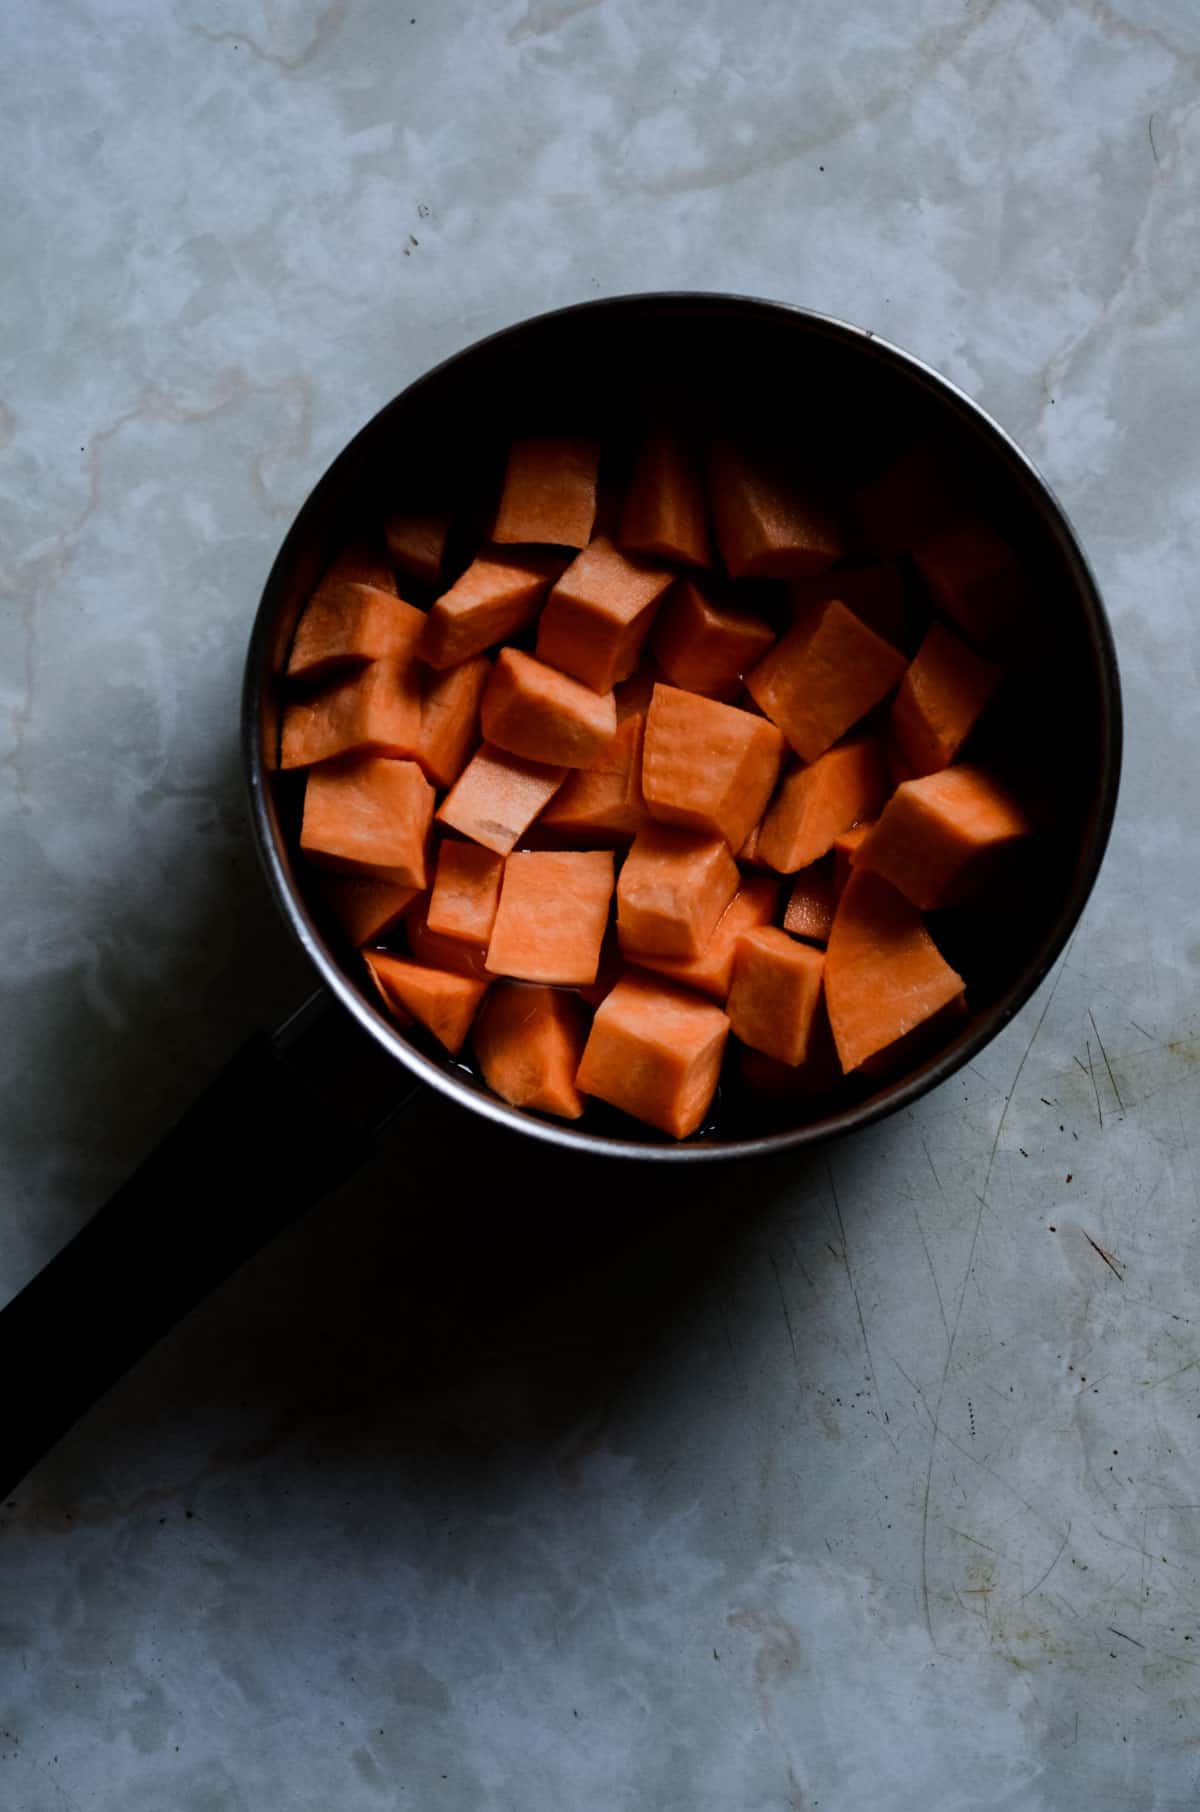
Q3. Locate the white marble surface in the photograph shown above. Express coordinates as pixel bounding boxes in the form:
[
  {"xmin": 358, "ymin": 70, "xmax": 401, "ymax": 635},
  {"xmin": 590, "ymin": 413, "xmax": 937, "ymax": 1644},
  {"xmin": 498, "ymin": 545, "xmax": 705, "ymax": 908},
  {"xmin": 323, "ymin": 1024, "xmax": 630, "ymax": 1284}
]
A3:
[{"xmin": 3, "ymin": 1, "xmax": 1200, "ymax": 1806}]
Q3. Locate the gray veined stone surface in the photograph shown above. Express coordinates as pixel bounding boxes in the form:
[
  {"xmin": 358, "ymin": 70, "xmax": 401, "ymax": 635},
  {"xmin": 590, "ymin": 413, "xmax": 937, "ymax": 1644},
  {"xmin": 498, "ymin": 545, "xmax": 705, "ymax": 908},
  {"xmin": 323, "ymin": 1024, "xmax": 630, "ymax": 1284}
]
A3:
[{"xmin": 2, "ymin": 1, "xmax": 1200, "ymax": 1807}]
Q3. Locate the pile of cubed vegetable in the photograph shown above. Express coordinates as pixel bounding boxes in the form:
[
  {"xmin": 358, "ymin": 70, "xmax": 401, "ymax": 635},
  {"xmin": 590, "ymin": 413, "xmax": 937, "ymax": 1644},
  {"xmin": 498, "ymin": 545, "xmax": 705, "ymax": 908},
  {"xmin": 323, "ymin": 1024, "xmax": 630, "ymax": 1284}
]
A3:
[{"xmin": 280, "ymin": 427, "xmax": 1037, "ymax": 1139}]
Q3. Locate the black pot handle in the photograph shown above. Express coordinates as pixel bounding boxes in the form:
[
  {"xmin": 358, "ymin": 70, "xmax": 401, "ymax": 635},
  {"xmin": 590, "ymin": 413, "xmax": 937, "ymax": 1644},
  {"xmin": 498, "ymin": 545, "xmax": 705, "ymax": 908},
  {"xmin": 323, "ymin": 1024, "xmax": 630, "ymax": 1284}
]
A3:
[{"xmin": 0, "ymin": 991, "xmax": 419, "ymax": 1504}]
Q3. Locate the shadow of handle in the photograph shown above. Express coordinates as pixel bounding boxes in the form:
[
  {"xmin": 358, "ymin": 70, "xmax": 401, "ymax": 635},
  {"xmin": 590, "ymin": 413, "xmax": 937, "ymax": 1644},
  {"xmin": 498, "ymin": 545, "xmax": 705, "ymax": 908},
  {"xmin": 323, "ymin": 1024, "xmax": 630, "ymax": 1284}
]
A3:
[{"xmin": 0, "ymin": 990, "xmax": 421, "ymax": 1504}]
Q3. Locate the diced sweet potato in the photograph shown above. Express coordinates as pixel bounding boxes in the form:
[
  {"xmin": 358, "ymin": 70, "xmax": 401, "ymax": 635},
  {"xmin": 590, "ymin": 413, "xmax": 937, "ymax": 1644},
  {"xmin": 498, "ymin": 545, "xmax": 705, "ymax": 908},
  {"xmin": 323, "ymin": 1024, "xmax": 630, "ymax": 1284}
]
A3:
[
  {"xmin": 363, "ymin": 952, "xmax": 487, "ymax": 1054},
  {"xmin": 649, "ymin": 578, "xmax": 775, "ymax": 699},
  {"xmin": 912, "ymin": 513, "xmax": 1030, "ymax": 656},
  {"xmin": 288, "ymin": 582, "xmax": 424, "ymax": 681},
  {"xmin": 281, "ymin": 653, "xmax": 423, "ymax": 769},
  {"xmin": 473, "ymin": 984, "xmax": 588, "ymax": 1119},
  {"xmin": 634, "ymin": 875, "xmax": 778, "ymax": 1001},
  {"xmin": 576, "ymin": 972, "xmax": 730, "ymax": 1139},
  {"xmin": 406, "ymin": 895, "xmax": 491, "ymax": 980},
  {"xmin": 735, "ymin": 998, "xmax": 842, "ymax": 1107},
  {"xmin": 745, "ymin": 599, "xmax": 907, "ymax": 761},
  {"xmin": 362, "ymin": 950, "xmax": 413, "ymax": 1025},
  {"xmin": 789, "ymin": 564, "xmax": 911, "ymax": 652},
  {"xmin": 641, "ymin": 683, "xmax": 784, "ymax": 852},
  {"xmin": 708, "ymin": 438, "xmax": 845, "ymax": 579},
  {"xmin": 416, "ymin": 655, "xmax": 490, "ymax": 789},
  {"xmin": 437, "ymin": 743, "xmax": 566, "ymax": 856},
  {"xmin": 493, "ymin": 437, "xmax": 599, "ymax": 548},
  {"xmin": 384, "ymin": 511, "xmax": 450, "ymax": 586},
  {"xmin": 481, "ymin": 648, "xmax": 617, "ymax": 769},
  {"xmin": 426, "ymin": 840, "xmax": 505, "ymax": 946},
  {"xmin": 486, "ymin": 849, "xmax": 615, "ymax": 985},
  {"xmin": 727, "ymin": 927, "xmax": 825, "ymax": 1066},
  {"xmin": 539, "ymin": 712, "xmax": 645, "ymax": 843},
  {"xmin": 890, "ymin": 622, "xmax": 1001, "ymax": 777},
  {"xmin": 824, "ymin": 870, "xmax": 965, "ymax": 1072},
  {"xmin": 421, "ymin": 548, "xmax": 562, "ymax": 670},
  {"xmin": 832, "ymin": 822, "xmax": 874, "ymax": 897},
  {"xmin": 619, "ymin": 424, "xmax": 711, "ymax": 566},
  {"xmin": 854, "ymin": 767, "xmax": 1032, "ymax": 909},
  {"xmin": 319, "ymin": 874, "xmax": 418, "ymax": 947},
  {"xmin": 858, "ymin": 992, "xmax": 968, "ymax": 1082},
  {"xmin": 324, "ymin": 535, "xmax": 397, "ymax": 594},
  {"xmin": 852, "ymin": 440, "xmax": 961, "ymax": 559},
  {"xmin": 783, "ymin": 860, "xmax": 836, "ymax": 945},
  {"xmin": 757, "ymin": 738, "xmax": 887, "ymax": 873},
  {"xmin": 617, "ymin": 823, "xmax": 739, "ymax": 959},
  {"xmin": 535, "ymin": 536, "xmax": 675, "ymax": 694},
  {"xmin": 300, "ymin": 756, "xmax": 433, "ymax": 887}
]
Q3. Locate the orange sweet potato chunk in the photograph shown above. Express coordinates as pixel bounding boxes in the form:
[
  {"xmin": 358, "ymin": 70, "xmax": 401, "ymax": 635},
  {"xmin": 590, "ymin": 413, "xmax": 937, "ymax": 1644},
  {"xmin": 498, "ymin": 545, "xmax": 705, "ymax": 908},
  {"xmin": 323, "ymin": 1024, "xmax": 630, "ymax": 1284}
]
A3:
[
  {"xmin": 708, "ymin": 438, "xmax": 845, "ymax": 579},
  {"xmin": 281, "ymin": 652, "xmax": 424, "ymax": 769},
  {"xmin": 364, "ymin": 952, "xmax": 487, "ymax": 1055},
  {"xmin": 416, "ymin": 654, "xmax": 490, "ymax": 789},
  {"xmin": 288, "ymin": 583, "xmax": 424, "ymax": 681},
  {"xmin": 575, "ymin": 973, "xmax": 730, "ymax": 1138},
  {"xmin": 473, "ymin": 984, "xmax": 588, "ymax": 1119},
  {"xmin": 727, "ymin": 926, "xmax": 825, "ymax": 1067},
  {"xmin": 745, "ymin": 598, "xmax": 907, "ymax": 762},
  {"xmin": 783, "ymin": 859, "xmax": 836, "ymax": 945},
  {"xmin": 634, "ymin": 875, "xmax": 778, "ymax": 1002},
  {"xmin": 832, "ymin": 822, "xmax": 874, "ymax": 897},
  {"xmin": 300, "ymin": 756, "xmax": 434, "ymax": 888},
  {"xmin": 539, "ymin": 711, "xmax": 645, "ymax": 843},
  {"xmin": 319, "ymin": 874, "xmax": 418, "ymax": 947},
  {"xmin": 620, "ymin": 424, "xmax": 711, "ymax": 566},
  {"xmin": 649, "ymin": 578, "xmax": 775, "ymax": 699},
  {"xmin": 757, "ymin": 739, "xmax": 887, "ymax": 874},
  {"xmin": 406, "ymin": 895, "xmax": 491, "ymax": 980},
  {"xmin": 437, "ymin": 743, "xmax": 566, "ymax": 856},
  {"xmin": 324, "ymin": 535, "xmax": 397, "ymax": 594},
  {"xmin": 384, "ymin": 511, "xmax": 450, "ymax": 587},
  {"xmin": 824, "ymin": 870, "xmax": 965, "ymax": 1073},
  {"xmin": 641, "ymin": 684, "xmax": 784, "ymax": 852},
  {"xmin": 421, "ymin": 548, "xmax": 562, "ymax": 670},
  {"xmin": 890, "ymin": 622, "xmax": 1001, "ymax": 777},
  {"xmin": 617, "ymin": 823, "xmax": 739, "ymax": 959},
  {"xmin": 535, "ymin": 537, "xmax": 675, "ymax": 694},
  {"xmin": 427, "ymin": 840, "xmax": 505, "ymax": 946},
  {"xmin": 481, "ymin": 648, "xmax": 617, "ymax": 769},
  {"xmin": 789, "ymin": 564, "xmax": 911, "ymax": 652},
  {"xmin": 493, "ymin": 437, "xmax": 599, "ymax": 549},
  {"xmin": 854, "ymin": 767, "xmax": 1032, "ymax": 910},
  {"xmin": 486, "ymin": 849, "xmax": 615, "ymax": 985}
]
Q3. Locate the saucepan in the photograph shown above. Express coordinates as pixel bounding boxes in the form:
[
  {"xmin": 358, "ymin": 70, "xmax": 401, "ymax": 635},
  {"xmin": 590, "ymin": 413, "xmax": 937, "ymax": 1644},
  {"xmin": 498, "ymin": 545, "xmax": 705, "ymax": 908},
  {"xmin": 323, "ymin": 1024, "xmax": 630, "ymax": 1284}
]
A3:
[{"xmin": 0, "ymin": 294, "xmax": 1121, "ymax": 1501}]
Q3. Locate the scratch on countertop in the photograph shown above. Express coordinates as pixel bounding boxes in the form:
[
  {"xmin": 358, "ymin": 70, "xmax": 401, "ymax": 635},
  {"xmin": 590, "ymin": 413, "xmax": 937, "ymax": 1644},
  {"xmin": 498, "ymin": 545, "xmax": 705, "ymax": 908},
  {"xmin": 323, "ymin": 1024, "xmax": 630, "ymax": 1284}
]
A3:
[{"xmin": 1084, "ymin": 1233, "xmax": 1125, "ymax": 1281}]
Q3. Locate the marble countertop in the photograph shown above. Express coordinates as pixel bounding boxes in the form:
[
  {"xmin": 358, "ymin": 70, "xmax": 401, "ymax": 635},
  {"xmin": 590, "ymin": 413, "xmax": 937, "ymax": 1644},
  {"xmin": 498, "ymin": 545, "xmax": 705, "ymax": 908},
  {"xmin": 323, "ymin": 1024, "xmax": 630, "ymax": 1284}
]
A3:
[{"xmin": 3, "ymin": 2, "xmax": 1199, "ymax": 1807}]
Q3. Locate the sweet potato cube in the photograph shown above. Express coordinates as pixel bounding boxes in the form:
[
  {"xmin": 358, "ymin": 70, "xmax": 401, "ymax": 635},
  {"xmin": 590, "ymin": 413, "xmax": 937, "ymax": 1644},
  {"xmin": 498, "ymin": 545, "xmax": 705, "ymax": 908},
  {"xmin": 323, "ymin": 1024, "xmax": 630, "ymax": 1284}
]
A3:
[
  {"xmin": 416, "ymin": 654, "xmax": 489, "ymax": 789},
  {"xmin": 745, "ymin": 599, "xmax": 907, "ymax": 762},
  {"xmin": 708, "ymin": 438, "xmax": 845, "ymax": 579},
  {"xmin": 832, "ymin": 822, "xmax": 874, "ymax": 897},
  {"xmin": 728, "ymin": 926, "xmax": 825, "ymax": 1067},
  {"xmin": 363, "ymin": 952, "xmax": 487, "ymax": 1054},
  {"xmin": 473, "ymin": 984, "xmax": 588, "ymax": 1119},
  {"xmin": 576, "ymin": 973, "xmax": 730, "ymax": 1139},
  {"xmin": 620, "ymin": 424, "xmax": 711, "ymax": 566},
  {"xmin": 539, "ymin": 712, "xmax": 645, "ymax": 843},
  {"xmin": 437, "ymin": 743, "xmax": 566, "ymax": 856},
  {"xmin": 649, "ymin": 578, "xmax": 775, "ymax": 698},
  {"xmin": 384, "ymin": 510, "xmax": 449, "ymax": 587},
  {"xmin": 319, "ymin": 874, "xmax": 418, "ymax": 947},
  {"xmin": 406, "ymin": 895, "xmax": 490, "ymax": 980},
  {"xmin": 757, "ymin": 739, "xmax": 887, "ymax": 873},
  {"xmin": 324, "ymin": 535, "xmax": 397, "ymax": 594},
  {"xmin": 854, "ymin": 767, "xmax": 1032, "ymax": 909},
  {"xmin": 281, "ymin": 652, "xmax": 424, "ymax": 770},
  {"xmin": 890, "ymin": 622, "xmax": 1001, "ymax": 777},
  {"xmin": 427, "ymin": 841, "xmax": 505, "ymax": 946},
  {"xmin": 301, "ymin": 757, "xmax": 434, "ymax": 888},
  {"xmin": 782, "ymin": 860, "xmax": 836, "ymax": 945},
  {"xmin": 789, "ymin": 564, "xmax": 911, "ymax": 652},
  {"xmin": 288, "ymin": 583, "xmax": 424, "ymax": 681},
  {"xmin": 481, "ymin": 648, "xmax": 616, "ymax": 769},
  {"xmin": 617, "ymin": 823, "xmax": 739, "ymax": 959},
  {"xmin": 420, "ymin": 548, "xmax": 562, "ymax": 670},
  {"xmin": 493, "ymin": 437, "xmax": 599, "ymax": 549},
  {"xmin": 535, "ymin": 536, "xmax": 675, "ymax": 694},
  {"xmin": 825, "ymin": 870, "xmax": 965, "ymax": 1072},
  {"xmin": 486, "ymin": 849, "xmax": 614, "ymax": 986},
  {"xmin": 642, "ymin": 684, "xmax": 784, "ymax": 852},
  {"xmin": 633, "ymin": 876, "xmax": 778, "ymax": 1002},
  {"xmin": 912, "ymin": 513, "xmax": 1030, "ymax": 656}
]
